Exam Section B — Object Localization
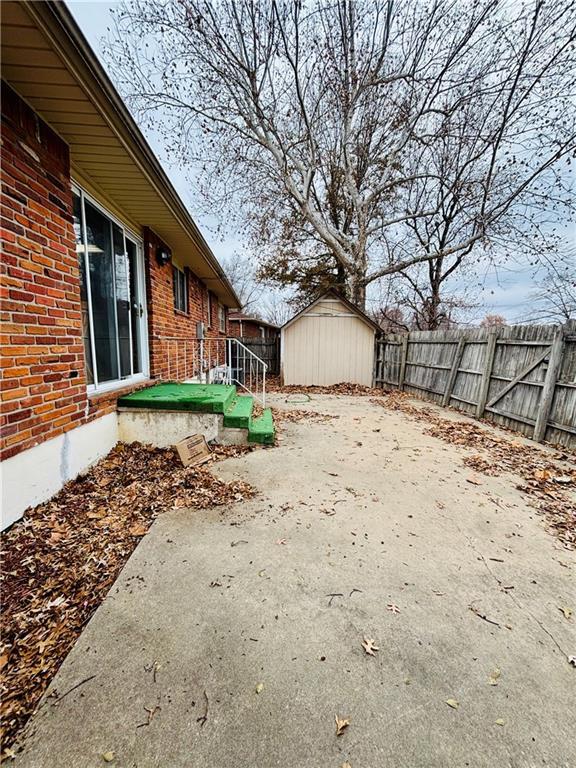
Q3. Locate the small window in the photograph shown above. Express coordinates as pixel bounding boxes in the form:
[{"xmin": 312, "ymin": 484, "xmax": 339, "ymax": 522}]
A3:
[
  {"xmin": 173, "ymin": 266, "xmax": 188, "ymax": 313},
  {"xmin": 207, "ymin": 291, "xmax": 212, "ymax": 328},
  {"xmin": 218, "ymin": 304, "xmax": 226, "ymax": 333}
]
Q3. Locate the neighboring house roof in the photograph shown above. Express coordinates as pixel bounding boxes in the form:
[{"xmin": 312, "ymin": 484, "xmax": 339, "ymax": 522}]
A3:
[
  {"xmin": 1, "ymin": 1, "xmax": 239, "ymax": 308},
  {"xmin": 281, "ymin": 289, "xmax": 381, "ymax": 333},
  {"xmin": 228, "ymin": 313, "xmax": 280, "ymax": 330}
]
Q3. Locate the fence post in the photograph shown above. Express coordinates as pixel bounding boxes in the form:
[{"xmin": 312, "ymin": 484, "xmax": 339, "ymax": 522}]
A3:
[
  {"xmin": 372, "ymin": 337, "xmax": 382, "ymax": 387},
  {"xmin": 476, "ymin": 330, "xmax": 498, "ymax": 418},
  {"xmin": 533, "ymin": 325, "xmax": 564, "ymax": 443},
  {"xmin": 398, "ymin": 334, "xmax": 409, "ymax": 390},
  {"xmin": 443, "ymin": 337, "xmax": 466, "ymax": 407}
]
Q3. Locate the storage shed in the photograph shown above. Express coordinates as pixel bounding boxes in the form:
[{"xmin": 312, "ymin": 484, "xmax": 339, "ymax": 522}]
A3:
[{"xmin": 281, "ymin": 290, "xmax": 380, "ymax": 386}]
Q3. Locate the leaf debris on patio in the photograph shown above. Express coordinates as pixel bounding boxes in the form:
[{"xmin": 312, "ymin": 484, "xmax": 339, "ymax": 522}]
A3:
[
  {"xmin": 272, "ymin": 407, "xmax": 339, "ymax": 424},
  {"xmin": 0, "ymin": 442, "xmax": 256, "ymax": 755},
  {"xmin": 267, "ymin": 377, "xmax": 380, "ymax": 396},
  {"xmin": 372, "ymin": 391, "xmax": 575, "ymax": 550}
]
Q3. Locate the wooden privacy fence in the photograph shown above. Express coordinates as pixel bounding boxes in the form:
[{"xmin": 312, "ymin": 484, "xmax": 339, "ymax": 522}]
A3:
[
  {"xmin": 234, "ymin": 336, "xmax": 280, "ymax": 376},
  {"xmin": 374, "ymin": 321, "xmax": 576, "ymax": 448}
]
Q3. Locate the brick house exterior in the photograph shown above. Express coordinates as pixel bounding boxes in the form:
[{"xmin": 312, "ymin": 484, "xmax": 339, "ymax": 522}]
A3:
[
  {"xmin": 228, "ymin": 313, "xmax": 279, "ymax": 339},
  {"xmin": 0, "ymin": 2, "xmax": 239, "ymax": 528},
  {"xmin": 144, "ymin": 227, "xmax": 228, "ymax": 381}
]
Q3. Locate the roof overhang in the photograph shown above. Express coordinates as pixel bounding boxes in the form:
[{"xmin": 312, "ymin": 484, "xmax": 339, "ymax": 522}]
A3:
[
  {"xmin": 1, "ymin": 1, "xmax": 239, "ymax": 307},
  {"xmin": 229, "ymin": 314, "xmax": 280, "ymax": 331},
  {"xmin": 281, "ymin": 289, "xmax": 381, "ymax": 333}
]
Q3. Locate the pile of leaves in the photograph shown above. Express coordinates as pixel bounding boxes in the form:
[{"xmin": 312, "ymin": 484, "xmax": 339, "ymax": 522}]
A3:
[
  {"xmin": 267, "ymin": 377, "xmax": 380, "ymax": 396},
  {"xmin": 271, "ymin": 407, "xmax": 339, "ymax": 445},
  {"xmin": 0, "ymin": 442, "xmax": 255, "ymax": 754},
  {"xmin": 208, "ymin": 443, "xmax": 256, "ymax": 462},
  {"xmin": 272, "ymin": 407, "xmax": 339, "ymax": 424},
  {"xmin": 372, "ymin": 392, "xmax": 576, "ymax": 550}
]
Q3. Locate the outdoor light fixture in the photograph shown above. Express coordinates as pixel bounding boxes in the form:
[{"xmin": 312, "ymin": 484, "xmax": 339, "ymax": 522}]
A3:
[{"xmin": 156, "ymin": 245, "xmax": 172, "ymax": 265}]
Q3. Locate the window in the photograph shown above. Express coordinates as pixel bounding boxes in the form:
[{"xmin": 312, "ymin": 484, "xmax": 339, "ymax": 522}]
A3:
[
  {"xmin": 173, "ymin": 265, "xmax": 188, "ymax": 313},
  {"xmin": 73, "ymin": 187, "xmax": 148, "ymax": 391},
  {"xmin": 218, "ymin": 303, "xmax": 226, "ymax": 333},
  {"xmin": 206, "ymin": 291, "xmax": 212, "ymax": 328}
]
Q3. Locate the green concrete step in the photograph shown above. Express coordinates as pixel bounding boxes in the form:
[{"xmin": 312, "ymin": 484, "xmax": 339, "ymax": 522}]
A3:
[
  {"xmin": 248, "ymin": 408, "xmax": 275, "ymax": 445},
  {"xmin": 223, "ymin": 395, "xmax": 254, "ymax": 429},
  {"xmin": 118, "ymin": 383, "xmax": 237, "ymax": 413}
]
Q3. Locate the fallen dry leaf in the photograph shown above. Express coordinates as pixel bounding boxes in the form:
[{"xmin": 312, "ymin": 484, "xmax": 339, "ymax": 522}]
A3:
[
  {"xmin": 128, "ymin": 523, "xmax": 148, "ymax": 537},
  {"xmin": 446, "ymin": 699, "xmax": 459, "ymax": 709},
  {"xmin": 488, "ymin": 668, "xmax": 501, "ymax": 686},
  {"xmin": 558, "ymin": 606, "xmax": 573, "ymax": 620},
  {"xmin": 45, "ymin": 596, "xmax": 66, "ymax": 609},
  {"xmin": 335, "ymin": 715, "xmax": 350, "ymax": 736},
  {"xmin": 361, "ymin": 637, "xmax": 379, "ymax": 656},
  {"xmin": 102, "ymin": 751, "xmax": 115, "ymax": 763},
  {"xmin": 495, "ymin": 718, "xmax": 505, "ymax": 726}
]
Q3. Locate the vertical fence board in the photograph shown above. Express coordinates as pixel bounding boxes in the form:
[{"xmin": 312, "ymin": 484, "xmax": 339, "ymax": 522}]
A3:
[
  {"xmin": 236, "ymin": 336, "xmax": 280, "ymax": 375},
  {"xmin": 375, "ymin": 322, "xmax": 575, "ymax": 448}
]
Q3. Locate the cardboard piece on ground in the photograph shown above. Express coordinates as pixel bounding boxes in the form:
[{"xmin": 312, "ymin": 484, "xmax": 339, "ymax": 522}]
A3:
[{"xmin": 175, "ymin": 434, "xmax": 211, "ymax": 467}]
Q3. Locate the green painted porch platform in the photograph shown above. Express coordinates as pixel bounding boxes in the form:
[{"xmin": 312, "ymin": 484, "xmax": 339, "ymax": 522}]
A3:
[
  {"xmin": 118, "ymin": 383, "xmax": 236, "ymax": 413},
  {"xmin": 118, "ymin": 383, "xmax": 275, "ymax": 445}
]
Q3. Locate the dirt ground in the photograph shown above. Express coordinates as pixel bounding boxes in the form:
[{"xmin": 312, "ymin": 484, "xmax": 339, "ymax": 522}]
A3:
[{"xmin": 13, "ymin": 394, "xmax": 576, "ymax": 767}]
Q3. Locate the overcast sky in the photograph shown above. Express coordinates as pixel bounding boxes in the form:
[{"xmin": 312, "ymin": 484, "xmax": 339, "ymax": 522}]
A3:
[{"xmin": 67, "ymin": 0, "xmax": 574, "ymax": 324}]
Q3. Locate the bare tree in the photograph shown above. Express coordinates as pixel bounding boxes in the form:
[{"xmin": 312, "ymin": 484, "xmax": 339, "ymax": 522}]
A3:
[
  {"xmin": 109, "ymin": 0, "xmax": 576, "ymax": 308},
  {"xmin": 259, "ymin": 291, "xmax": 294, "ymax": 326},
  {"xmin": 373, "ymin": 305, "xmax": 410, "ymax": 333},
  {"xmin": 524, "ymin": 249, "xmax": 576, "ymax": 322},
  {"xmin": 375, "ymin": 269, "xmax": 477, "ymax": 330},
  {"xmin": 480, "ymin": 314, "xmax": 507, "ymax": 328},
  {"xmin": 219, "ymin": 251, "xmax": 264, "ymax": 312}
]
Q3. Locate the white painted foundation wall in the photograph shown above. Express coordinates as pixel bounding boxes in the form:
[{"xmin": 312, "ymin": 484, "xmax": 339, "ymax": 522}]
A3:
[
  {"xmin": 1, "ymin": 413, "xmax": 118, "ymax": 531},
  {"xmin": 117, "ymin": 409, "xmax": 249, "ymax": 447}
]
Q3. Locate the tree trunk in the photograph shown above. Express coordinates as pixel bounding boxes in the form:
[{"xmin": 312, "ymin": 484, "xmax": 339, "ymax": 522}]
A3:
[
  {"xmin": 352, "ymin": 282, "xmax": 366, "ymax": 308},
  {"xmin": 349, "ymin": 243, "xmax": 367, "ymax": 309},
  {"xmin": 425, "ymin": 263, "xmax": 443, "ymax": 329}
]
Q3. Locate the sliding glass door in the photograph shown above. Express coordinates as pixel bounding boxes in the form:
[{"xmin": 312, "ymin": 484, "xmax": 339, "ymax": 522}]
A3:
[{"xmin": 73, "ymin": 187, "xmax": 148, "ymax": 390}]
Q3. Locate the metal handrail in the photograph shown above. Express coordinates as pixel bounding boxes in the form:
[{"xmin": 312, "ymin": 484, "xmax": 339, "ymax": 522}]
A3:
[
  {"xmin": 155, "ymin": 336, "xmax": 267, "ymax": 406},
  {"xmin": 229, "ymin": 337, "xmax": 268, "ymax": 407}
]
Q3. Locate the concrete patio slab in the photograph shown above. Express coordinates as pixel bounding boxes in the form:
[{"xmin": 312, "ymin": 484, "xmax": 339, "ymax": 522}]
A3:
[{"xmin": 15, "ymin": 395, "xmax": 576, "ymax": 768}]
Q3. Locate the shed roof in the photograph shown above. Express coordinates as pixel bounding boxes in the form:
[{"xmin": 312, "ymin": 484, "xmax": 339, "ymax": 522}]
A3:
[
  {"xmin": 1, "ymin": 0, "xmax": 239, "ymax": 307},
  {"xmin": 281, "ymin": 290, "xmax": 381, "ymax": 333}
]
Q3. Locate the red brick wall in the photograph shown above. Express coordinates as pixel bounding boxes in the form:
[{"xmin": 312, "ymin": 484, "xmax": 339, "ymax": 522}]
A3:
[
  {"xmin": 144, "ymin": 228, "xmax": 228, "ymax": 380},
  {"xmin": 229, "ymin": 319, "xmax": 262, "ymax": 338},
  {"xmin": 0, "ymin": 84, "xmax": 144, "ymax": 462},
  {"xmin": 228, "ymin": 320, "xmax": 241, "ymax": 338}
]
